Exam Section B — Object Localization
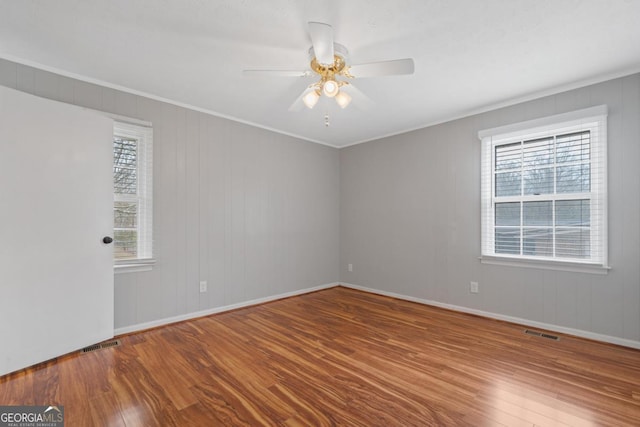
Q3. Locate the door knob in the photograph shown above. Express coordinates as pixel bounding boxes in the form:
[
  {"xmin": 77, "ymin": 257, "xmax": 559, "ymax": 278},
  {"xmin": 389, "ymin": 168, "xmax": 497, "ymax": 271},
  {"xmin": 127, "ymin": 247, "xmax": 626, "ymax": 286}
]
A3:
[{"xmin": 103, "ymin": 236, "xmax": 113, "ymax": 244}]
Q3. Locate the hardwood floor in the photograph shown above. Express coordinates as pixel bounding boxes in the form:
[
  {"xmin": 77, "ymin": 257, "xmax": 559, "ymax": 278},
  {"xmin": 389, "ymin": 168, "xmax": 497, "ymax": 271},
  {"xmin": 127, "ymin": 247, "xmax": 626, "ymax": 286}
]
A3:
[{"xmin": 1, "ymin": 286, "xmax": 639, "ymax": 426}]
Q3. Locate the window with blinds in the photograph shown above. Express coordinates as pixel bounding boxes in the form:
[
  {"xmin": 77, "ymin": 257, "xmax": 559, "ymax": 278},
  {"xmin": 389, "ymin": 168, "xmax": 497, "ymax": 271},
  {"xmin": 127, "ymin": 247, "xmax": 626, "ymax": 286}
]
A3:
[
  {"xmin": 479, "ymin": 106, "xmax": 608, "ymax": 271},
  {"xmin": 113, "ymin": 122, "xmax": 153, "ymax": 262}
]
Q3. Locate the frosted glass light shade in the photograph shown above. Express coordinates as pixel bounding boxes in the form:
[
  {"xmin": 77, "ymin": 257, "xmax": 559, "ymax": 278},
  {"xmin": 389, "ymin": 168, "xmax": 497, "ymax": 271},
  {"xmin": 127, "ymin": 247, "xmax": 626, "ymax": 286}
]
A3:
[
  {"xmin": 335, "ymin": 91, "xmax": 352, "ymax": 108},
  {"xmin": 322, "ymin": 80, "xmax": 339, "ymax": 97},
  {"xmin": 302, "ymin": 90, "xmax": 320, "ymax": 109}
]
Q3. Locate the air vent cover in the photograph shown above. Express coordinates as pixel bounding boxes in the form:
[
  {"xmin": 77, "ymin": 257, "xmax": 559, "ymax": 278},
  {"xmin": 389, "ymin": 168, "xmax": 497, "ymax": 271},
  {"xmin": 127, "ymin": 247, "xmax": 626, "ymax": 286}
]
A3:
[
  {"xmin": 525, "ymin": 329, "xmax": 559, "ymax": 341},
  {"xmin": 81, "ymin": 339, "xmax": 121, "ymax": 353}
]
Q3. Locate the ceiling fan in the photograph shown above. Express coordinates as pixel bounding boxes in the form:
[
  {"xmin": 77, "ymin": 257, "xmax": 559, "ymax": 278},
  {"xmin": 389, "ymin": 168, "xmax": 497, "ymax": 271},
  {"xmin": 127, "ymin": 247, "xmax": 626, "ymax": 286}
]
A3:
[{"xmin": 243, "ymin": 22, "xmax": 415, "ymax": 112}]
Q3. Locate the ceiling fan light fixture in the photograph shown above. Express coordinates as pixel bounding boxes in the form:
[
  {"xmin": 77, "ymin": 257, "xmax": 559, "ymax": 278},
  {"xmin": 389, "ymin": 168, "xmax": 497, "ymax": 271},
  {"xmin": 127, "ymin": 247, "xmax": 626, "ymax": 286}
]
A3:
[
  {"xmin": 322, "ymin": 79, "xmax": 339, "ymax": 98},
  {"xmin": 302, "ymin": 89, "xmax": 320, "ymax": 109},
  {"xmin": 245, "ymin": 22, "xmax": 415, "ymax": 116},
  {"xmin": 334, "ymin": 90, "xmax": 352, "ymax": 109}
]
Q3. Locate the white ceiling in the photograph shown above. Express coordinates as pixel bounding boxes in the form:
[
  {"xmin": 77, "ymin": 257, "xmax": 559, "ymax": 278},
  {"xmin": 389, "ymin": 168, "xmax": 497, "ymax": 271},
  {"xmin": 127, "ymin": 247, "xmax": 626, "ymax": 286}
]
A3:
[{"xmin": 1, "ymin": 0, "xmax": 640, "ymax": 148}]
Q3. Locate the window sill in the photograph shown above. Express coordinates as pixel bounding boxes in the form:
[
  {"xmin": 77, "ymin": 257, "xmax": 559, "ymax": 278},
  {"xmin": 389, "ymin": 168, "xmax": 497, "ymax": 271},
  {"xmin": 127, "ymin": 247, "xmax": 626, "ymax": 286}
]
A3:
[
  {"xmin": 114, "ymin": 258, "xmax": 156, "ymax": 274},
  {"xmin": 479, "ymin": 255, "xmax": 610, "ymax": 275}
]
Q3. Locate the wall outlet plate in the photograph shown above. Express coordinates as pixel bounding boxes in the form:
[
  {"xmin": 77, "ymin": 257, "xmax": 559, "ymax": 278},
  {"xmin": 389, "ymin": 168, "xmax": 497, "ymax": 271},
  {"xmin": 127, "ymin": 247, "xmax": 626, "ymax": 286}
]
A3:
[
  {"xmin": 199, "ymin": 281, "xmax": 207, "ymax": 293},
  {"xmin": 470, "ymin": 281, "xmax": 479, "ymax": 293}
]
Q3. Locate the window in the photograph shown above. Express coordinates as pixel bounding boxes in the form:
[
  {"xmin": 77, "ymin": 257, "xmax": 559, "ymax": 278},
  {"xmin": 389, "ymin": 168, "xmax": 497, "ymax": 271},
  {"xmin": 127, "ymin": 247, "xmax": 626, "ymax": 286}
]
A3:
[
  {"xmin": 113, "ymin": 122, "xmax": 153, "ymax": 265},
  {"xmin": 479, "ymin": 106, "xmax": 608, "ymax": 271}
]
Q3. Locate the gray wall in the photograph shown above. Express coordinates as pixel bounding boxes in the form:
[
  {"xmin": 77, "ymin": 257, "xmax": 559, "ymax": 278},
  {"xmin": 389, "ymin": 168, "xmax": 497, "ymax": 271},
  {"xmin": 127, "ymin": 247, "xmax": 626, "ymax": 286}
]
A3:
[
  {"xmin": 340, "ymin": 74, "xmax": 640, "ymax": 345},
  {"xmin": 0, "ymin": 58, "xmax": 340, "ymax": 331}
]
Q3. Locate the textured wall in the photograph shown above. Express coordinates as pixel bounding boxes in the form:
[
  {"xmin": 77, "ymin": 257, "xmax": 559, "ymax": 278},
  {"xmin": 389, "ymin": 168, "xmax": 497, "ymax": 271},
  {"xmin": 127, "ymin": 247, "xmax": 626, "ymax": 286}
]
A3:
[
  {"xmin": 0, "ymin": 58, "xmax": 340, "ymax": 331},
  {"xmin": 340, "ymin": 74, "xmax": 640, "ymax": 345}
]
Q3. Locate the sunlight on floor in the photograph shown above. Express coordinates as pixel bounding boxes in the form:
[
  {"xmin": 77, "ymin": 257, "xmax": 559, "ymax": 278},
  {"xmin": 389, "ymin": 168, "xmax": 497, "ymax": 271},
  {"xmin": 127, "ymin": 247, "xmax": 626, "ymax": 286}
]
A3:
[{"xmin": 488, "ymin": 380, "xmax": 595, "ymax": 426}]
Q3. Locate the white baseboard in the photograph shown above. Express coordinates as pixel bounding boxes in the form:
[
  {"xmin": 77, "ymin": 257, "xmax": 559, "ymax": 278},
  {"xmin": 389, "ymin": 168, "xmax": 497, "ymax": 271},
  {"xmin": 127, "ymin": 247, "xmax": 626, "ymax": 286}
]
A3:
[
  {"xmin": 114, "ymin": 282, "xmax": 338, "ymax": 336},
  {"xmin": 114, "ymin": 281, "xmax": 640, "ymax": 351},
  {"xmin": 339, "ymin": 282, "xmax": 640, "ymax": 350}
]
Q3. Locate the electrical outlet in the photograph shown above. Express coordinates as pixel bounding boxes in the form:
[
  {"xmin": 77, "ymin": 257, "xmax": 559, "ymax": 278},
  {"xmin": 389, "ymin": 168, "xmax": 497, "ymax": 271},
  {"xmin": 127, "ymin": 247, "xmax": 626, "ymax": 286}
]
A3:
[
  {"xmin": 470, "ymin": 281, "xmax": 479, "ymax": 294},
  {"xmin": 199, "ymin": 281, "xmax": 207, "ymax": 293},
  {"xmin": 348, "ymin": 263, "xmax": 353, "ymax": 272}
]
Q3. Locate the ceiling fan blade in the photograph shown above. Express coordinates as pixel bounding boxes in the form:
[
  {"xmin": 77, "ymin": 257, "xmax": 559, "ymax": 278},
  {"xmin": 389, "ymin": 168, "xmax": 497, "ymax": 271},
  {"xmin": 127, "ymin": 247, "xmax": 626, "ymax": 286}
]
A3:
[
  {"xmin": 308, "ymin": 22, "xmax": 334, "ymax": 65},
  {"xmin": 243, "ymin": 69, "xmax": 311, "ymax": 77},
  {"xmin": 340, "ymin": 83, "xmax": 373, "ymax": 110},
  {"xmin": 348, "ymin": 58, "xmax": 415, "ymax": 78}
]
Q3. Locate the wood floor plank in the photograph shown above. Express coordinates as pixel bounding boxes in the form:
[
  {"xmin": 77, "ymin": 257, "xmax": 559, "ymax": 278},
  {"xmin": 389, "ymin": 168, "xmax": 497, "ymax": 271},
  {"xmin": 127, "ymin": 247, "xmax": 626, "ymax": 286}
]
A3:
[
  {"xmin": 1, "ymin": 286, "xmax": 639, "ymax": 426},
  {"xmin": 88, "ymin": 391, "xmax": 126, "ymax": 427}
]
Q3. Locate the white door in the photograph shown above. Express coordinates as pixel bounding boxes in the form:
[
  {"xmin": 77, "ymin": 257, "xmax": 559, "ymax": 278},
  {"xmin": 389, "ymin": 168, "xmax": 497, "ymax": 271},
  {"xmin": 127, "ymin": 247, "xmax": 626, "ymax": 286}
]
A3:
[{"xmin": 0, "ymin": 86, "xmax": 114, "ymax": 376}]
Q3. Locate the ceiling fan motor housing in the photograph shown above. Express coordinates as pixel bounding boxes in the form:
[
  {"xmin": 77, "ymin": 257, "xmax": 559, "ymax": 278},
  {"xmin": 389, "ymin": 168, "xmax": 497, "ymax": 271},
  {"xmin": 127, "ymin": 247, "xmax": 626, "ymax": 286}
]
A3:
[{"xmin": 308, "ymin": 43, "xmax": 352, "ymax": 99}]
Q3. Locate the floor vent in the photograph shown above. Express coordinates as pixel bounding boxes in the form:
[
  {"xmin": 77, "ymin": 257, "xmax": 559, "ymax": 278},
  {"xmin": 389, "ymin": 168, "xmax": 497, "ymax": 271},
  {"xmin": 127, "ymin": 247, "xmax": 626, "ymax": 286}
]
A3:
[
  {"xmin": 524, "ymin": 329, "xmax": 559, "ymax": 341},
  {"xmin": 81, "ymin": 339, "xmax": 121, "ymax": 353}
]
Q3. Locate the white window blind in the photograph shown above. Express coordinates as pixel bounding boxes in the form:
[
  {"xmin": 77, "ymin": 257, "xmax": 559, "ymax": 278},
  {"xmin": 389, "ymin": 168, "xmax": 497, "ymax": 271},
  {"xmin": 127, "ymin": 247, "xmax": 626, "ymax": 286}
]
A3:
[
  {"xmin": 479, "ymin": 106, "xmax": 608, "ymax": 271},
  {"xmin": 113, "ymin": 122, "xmax": 153, "ymax": 262}
]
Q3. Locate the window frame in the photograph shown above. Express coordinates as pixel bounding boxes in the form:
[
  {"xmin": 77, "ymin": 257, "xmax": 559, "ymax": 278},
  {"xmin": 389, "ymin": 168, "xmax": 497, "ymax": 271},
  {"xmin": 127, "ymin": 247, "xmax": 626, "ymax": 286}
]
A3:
[
  {"xmin": 113, "ymin": 121, "xmax": 154, "ymax": 273},
  {"xmin": 479, "ymin": 106, "xmax": 609, "ymax": 274}
]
